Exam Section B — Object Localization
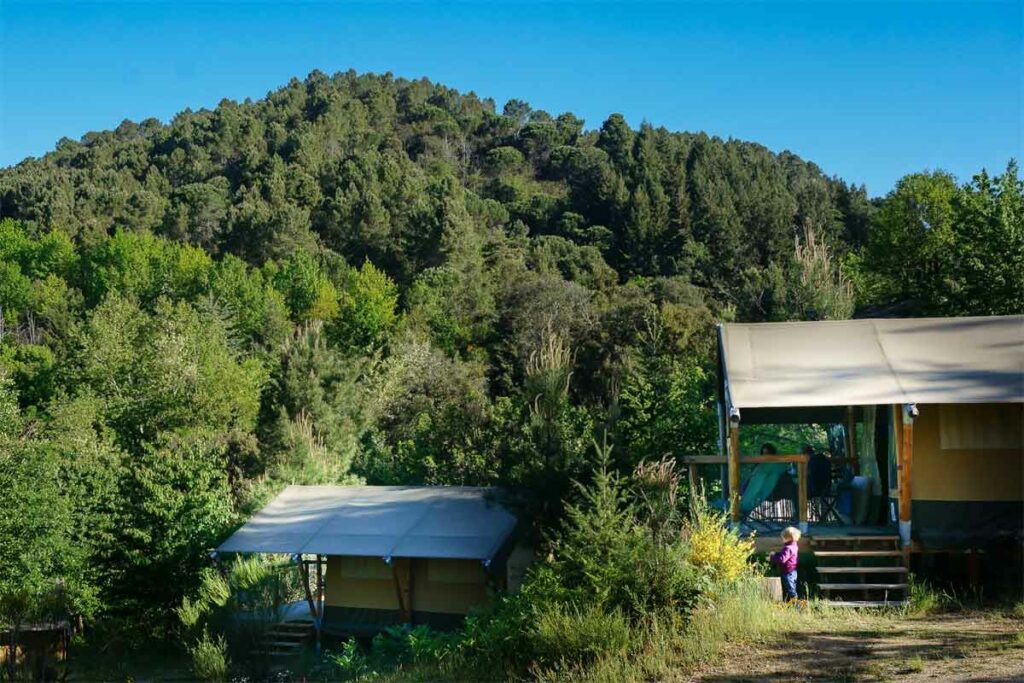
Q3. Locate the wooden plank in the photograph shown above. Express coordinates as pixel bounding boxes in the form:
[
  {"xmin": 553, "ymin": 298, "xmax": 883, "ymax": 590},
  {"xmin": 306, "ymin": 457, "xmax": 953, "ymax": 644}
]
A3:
[
  {"xmin": 728, "ymin": 425, "xmax": 741, "ymax": 523},
  {"xmin": 810, "ymin": 535, "xmax": 900, "ymax": 542},
  {"xmin": 817, "ymin": 567, "xmax": 907, "ymax": 574},
  {"xmin": 819, "ymin": 583, "xmax": 907, "ymax": 590},
  {"xmin": 688, "ymin": 464, "xmax": 699, "ymax": 497},
  {"xmin": 742, "ymin": 454, "xmax": 809, "ymax": 464},
  {"xmin": 680, "ymin": 454, "xmax": 810, "ymax": 465},
  {"xmin": 680, "ymin": 455, "xmax": 726, "ymax": 465},
  {"xmin": 814, "ymin": 550, "xmax": 903, "ymax": 558}
]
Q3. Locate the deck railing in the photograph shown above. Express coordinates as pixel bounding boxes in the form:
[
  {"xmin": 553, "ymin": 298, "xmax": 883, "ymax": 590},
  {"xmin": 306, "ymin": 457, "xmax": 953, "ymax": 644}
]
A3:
[{"xmin": 679, "ymin": 454, "xmax": 810, "ymax": 527}]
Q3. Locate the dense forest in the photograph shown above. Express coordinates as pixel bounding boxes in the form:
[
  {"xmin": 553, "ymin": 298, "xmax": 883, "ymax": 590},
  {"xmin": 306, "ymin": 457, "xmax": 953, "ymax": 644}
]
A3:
[{"xmin": 0, "ymin": 70, "xmax": 1020, "ymax": 669}]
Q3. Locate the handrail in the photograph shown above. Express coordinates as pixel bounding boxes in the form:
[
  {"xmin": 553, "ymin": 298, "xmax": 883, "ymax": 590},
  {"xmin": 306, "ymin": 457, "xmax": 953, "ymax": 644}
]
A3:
[{"xmin": 681, "ymin": 453, "xmax": 809, "ymax": 527}]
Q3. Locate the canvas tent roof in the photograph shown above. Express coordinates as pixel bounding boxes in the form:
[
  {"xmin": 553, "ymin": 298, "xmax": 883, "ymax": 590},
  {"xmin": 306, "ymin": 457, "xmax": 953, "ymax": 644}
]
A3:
[
  {"xmin": 217, "ymin": 485, "xmax": 517, "ymax": 562},
  {"xmin": 719, "ymin": 315, "xmax": 1024, "ymax": 416}
]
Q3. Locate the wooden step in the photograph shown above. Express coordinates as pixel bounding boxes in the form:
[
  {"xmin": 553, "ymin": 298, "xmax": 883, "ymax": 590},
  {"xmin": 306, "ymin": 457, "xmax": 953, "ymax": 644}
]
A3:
[
  {"xmin": 262, "ymin": 640, "xmax": 306, "ymax": 648},
  {"xmin": 814, "ymin": 550, "xmax": 903, "ymax": 558},
  {"xmin": 817, "ymin": 566, "xmax": 907, "ymax": 574},
  {"xmin": 825, "ymin": 600, "xmax": 908, "ymax": 608},
  {"xmin": 819, "ymin": 583, "xmax": 908, "ymax": 591},
  {"xmin": 810, "ymin": 535, "xmax": 900, "ymax": 542},
  {"xmin": 276, "ymin": 621, "xmax": 314, "ymax": 630},
  {"xmin": 265, "ymin": 631, "xmax": 307, "ymax": 641}
]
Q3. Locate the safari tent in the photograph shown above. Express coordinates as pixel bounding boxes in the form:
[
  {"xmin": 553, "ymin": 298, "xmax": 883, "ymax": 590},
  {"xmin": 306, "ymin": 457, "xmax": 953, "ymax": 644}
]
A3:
[
  {"xmin": 706, "ymin": 315, "xmax": 1022, "ymax": 575},
  {"xmin": 217, "ymin": 485, "xmax": 523, "ymax": 636}
]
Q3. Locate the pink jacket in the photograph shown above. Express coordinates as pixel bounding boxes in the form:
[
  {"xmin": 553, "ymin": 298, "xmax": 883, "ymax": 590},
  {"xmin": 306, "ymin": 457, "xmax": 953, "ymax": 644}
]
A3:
[{"xmin": 770, "ymin": 541, "xmax": 799, "ymax": 573}]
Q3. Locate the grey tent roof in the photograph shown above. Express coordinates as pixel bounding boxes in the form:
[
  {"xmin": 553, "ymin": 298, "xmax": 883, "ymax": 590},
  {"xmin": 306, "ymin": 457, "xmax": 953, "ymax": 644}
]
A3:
[
  {"xmin": 217, "ymin": 485, "xmax": 517, "ymax": 561},
  {"xmin": 720, "ymin": 315, "xmax": 1024, "ymax": 411}
]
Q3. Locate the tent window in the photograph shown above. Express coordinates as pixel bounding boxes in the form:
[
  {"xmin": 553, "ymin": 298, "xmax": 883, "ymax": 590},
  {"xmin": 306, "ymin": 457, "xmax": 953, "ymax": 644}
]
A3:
[
  {"xmin": 427, "ymin": 559, "xmax": 483, "ymax": 584},
  {"xmin": 939, "ymin": 404, "xmax": 1023, "ymax": 450},
  {"xmin": 340, "ymin": 556, "xmax": 392, "ymax": 580}
]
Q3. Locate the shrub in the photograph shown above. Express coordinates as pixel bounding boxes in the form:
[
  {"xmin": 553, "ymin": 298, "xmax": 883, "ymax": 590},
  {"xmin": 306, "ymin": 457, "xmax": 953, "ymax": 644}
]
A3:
[
  {"xmin": 684, "ymin": 496, "xmax": 755, "ymax": 586},
  {"xmin": 529, "ymin": 603, "xmax": 633, "ymax": 668},
  {"xmin": 189, "ymin": 630, "xmax": 230, "ymax": 683}
]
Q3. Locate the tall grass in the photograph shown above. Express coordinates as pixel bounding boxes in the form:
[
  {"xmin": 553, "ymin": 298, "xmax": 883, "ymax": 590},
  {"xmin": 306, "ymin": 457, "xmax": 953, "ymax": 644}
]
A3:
[{"xmin": 532, "ymin": 579, "xmax": 789, "ymax": 682}]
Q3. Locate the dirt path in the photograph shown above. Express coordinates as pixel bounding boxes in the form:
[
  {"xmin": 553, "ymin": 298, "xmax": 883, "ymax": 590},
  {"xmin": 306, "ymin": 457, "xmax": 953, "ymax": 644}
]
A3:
[{"xmin": 690, "ymin": 610, "xmax": 1024, "ymax": 682}]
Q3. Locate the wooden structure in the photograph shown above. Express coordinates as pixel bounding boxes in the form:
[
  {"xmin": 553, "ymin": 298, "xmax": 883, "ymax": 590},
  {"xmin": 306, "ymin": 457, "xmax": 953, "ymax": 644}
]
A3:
[
  {"xmin": 704, "ymin": 315, "xmax": 1023, "ymax": 590},
  {"xmin": 218, "ymin": 486, "xmax": 526, "ymax": 637}
]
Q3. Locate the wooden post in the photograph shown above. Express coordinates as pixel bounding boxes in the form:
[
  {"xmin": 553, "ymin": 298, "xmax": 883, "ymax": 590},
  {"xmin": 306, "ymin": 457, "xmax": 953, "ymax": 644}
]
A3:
[
  {"xmin": 898, "ymin": 406, "xmax": 914, "ymax": 551},
  {"xmin": 299, "ymin": 557, "xmax": 317, "ymax": 620},
  {"xmin": 846, "ymin": 406, "xmax": 858, "ymax": 474},
  {"xmin": 315, "ymin": 555, "xmax": 324, "ymax": 654},
  {"xmin": 391, "ymin": 559, "xmax": 412, "ymax": 623},
  {"xmin": 728, "ymin": 425, "xmax": 741, "ymax": 523},
  {"xmin": 688, "ymin": 464, "xmax": 699, "ymax": 500},
  {"xmin": 797, "ymin": 460, "xmax": 808, "ymax": 532}
]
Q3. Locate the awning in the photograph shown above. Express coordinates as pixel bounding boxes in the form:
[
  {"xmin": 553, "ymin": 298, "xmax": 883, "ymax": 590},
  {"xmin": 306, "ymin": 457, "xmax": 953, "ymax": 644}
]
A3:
[
  {"xmin": 217, "ymin": 485, "xmax": 517, "ymax": 562},
  {"xmin": 719, "ymin": 315, "xmax": 1024, "ymax": 416}
]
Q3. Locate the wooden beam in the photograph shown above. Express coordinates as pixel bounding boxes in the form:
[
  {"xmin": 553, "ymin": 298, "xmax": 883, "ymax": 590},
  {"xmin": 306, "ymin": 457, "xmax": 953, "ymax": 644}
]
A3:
[
  {"xmin": 797, "ymin": 459, "xmax": 808, "ymax": 531},
  {"xmin": 741, "ymin": 454, "xmax": 810, "ymax": 465},
  {"xmin": 898, "ymin": 407, "xmax": 914, "ymax": 550},
  {"xmin": 391, "ymin": 559, "xmax": 412, "ymax": 623},
  {"xmin": 680, "ymin": 455, "xmax": 727, "ymax": 465},
  {"xmin": 391, "ymin": 561, "xmax": 406, "ymax": 620},
  {"xmin": 680, "ymin": 454, "xmax": 810, "ymax": 465},
  {"xmin": 846, "ymin": 406, "xmax": 858, "ymax": 474},
  {"xmin": 299, "ymin": 557, "xmax": 317, "ymax": 621},
  {"xmin": 728, "ymin": 425, "xmax": 741, "ymax": 523}
]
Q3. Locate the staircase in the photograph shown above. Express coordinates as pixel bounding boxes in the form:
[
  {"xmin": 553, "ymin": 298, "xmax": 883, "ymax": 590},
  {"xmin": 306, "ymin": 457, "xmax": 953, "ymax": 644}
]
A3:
[
  {"xmin": 810, "ymin": 535, "xmax": 908, "ymax": 606},
  {"xmin": 252, "ymin": 618, "xmax": 315, "ymax": 659}
]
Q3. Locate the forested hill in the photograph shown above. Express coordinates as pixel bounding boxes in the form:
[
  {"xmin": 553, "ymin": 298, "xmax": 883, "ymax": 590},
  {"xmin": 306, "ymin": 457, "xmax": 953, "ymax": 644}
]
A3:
[
  {"xmin": 1, "ymin": 69, "xmax": 872, "ymax": 317},
  {"xmin": 0, "ymin": 70, "xmax": 1019, "ymax": 635}
]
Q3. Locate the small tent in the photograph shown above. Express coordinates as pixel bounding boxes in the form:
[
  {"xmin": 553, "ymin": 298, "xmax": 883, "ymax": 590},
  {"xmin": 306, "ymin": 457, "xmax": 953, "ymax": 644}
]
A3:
[{"xmin": 217, "ymin": 485, "xmax": 523, "ymax": 635}]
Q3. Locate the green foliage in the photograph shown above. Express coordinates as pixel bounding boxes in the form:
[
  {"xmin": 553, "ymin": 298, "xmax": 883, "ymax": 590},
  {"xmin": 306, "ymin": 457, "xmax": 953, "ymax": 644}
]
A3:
[
  {"xmin": 188, "ymin": 630, "xmax": 230, "ymax": 683},
  {"xmin": 0, "ymin": 68, "xmax": 1017, "ymax": 674},
  {"xmin": 854, "ymin": 162, "xmax": 1023, "ymax": 315},
  {"xmin": 329, "ymin": 259, "xmax": 400, "ymax": 352},
  {"xmin": 178, "ymin": 555, "xmax": 303, "ymax": 680}
]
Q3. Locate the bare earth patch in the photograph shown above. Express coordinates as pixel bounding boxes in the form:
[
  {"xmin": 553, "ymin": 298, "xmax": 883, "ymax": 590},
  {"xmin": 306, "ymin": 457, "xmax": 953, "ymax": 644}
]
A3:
[{"xmin": 689, "ymin": 609, "xmax": 1024, "ymax": 683}]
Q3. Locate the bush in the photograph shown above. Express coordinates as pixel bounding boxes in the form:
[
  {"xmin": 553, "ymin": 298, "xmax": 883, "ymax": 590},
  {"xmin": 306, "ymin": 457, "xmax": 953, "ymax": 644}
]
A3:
[
  {"xmin": 684, "ymin": 496, "xmax": 756, "ymax": 586},
  {"xmin": 189, "ymin": 630, "xmax": 230, "ymax": 683},
  {"xmin": 529, "ymin": 603, "xmax": 633, "ymax": 668}
]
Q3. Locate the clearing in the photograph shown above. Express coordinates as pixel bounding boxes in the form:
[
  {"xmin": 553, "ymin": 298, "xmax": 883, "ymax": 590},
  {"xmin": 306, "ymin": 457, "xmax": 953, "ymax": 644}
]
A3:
[{"xmin": 691, "ymin": 608, "xmax": 1024, "ymax": 682}]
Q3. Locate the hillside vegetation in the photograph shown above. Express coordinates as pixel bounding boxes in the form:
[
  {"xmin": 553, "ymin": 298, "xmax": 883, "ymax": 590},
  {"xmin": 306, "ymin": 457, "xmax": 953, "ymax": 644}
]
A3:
[{"xmin": 0, "ymin": 70, "xmax": 1020, "ymax": 674}]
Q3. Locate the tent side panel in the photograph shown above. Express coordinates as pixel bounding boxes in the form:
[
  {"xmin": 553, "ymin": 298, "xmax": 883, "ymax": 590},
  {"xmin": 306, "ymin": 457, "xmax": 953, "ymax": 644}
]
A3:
[
  {"xmin": 411, "ymin": 558, "xmax": 488, "ymax": 616},
  {"xmin": 324, "ymin": 556, "xmax": 400, "ymax": 610},
  {"xmin": 911, "ymin": 404, "xmax": 1024, "ymax": 548}
]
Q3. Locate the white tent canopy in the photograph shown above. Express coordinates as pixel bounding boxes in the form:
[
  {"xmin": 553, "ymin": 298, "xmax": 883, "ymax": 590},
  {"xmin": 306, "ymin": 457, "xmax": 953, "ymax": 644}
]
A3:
[
  {"xmin": 217, "ymin": 485, "xmax": 517, "ymax": 562},
  {"xmin": 720, "ymin": 315, "xmax": 1024, "ymax": 411}
]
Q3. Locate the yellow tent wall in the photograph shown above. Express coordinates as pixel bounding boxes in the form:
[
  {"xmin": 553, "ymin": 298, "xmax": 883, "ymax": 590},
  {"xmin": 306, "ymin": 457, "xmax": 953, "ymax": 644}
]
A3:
[
  {"xmin": 323, "ymin": 555, "xmax": 493, "ymax": 633},
  {"xmin": 910, "ymin": 403, "xmax": 1023, "ymax": 549}
]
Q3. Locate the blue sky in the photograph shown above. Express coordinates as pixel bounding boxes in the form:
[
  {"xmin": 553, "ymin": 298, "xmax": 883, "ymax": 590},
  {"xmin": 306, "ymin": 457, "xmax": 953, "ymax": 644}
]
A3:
[{"xmin": 1, "ymin": 1, "xmax": 1020, "ymax": 195}]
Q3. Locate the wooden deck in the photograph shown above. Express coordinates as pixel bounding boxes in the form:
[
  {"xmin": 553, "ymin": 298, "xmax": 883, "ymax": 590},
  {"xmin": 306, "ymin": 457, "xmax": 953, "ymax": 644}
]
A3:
[{"xmin": 741, "ymin": 522, "xmax": 896, "ymax": 553}]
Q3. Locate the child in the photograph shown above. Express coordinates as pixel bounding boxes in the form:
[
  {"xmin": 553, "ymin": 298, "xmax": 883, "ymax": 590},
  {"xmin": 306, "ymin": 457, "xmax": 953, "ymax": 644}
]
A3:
[{"xmin": 770, "ymin": 526, "xmax": 801, "ymax": 602}]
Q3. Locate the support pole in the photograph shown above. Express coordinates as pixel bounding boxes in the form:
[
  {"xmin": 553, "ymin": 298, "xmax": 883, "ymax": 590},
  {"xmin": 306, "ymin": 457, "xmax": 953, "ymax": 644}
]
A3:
[
  {"xmin": 728, "ymin": 424, "xmax": 741, "ymax": 523},
  {"xmin": 688, "ymin": 464, "xmax": 699, "ymax": 502},
  {"xmin": 315, "ymin": 555, "xmax": 324, "ymax": 654},
  {"xmin": 898, "ymin": 404, "xmax": 916, "ymax": 553},
  {"xmin": 299, "ymin": 557, "xmax": 317, "ymax": 621},
  {"xmin": 797, "ymin": 459, "xmax": 808, "ymax": 533},
  {"xmin": 846, "ymin": 406, "xmax": 858, "ymax": 474}
]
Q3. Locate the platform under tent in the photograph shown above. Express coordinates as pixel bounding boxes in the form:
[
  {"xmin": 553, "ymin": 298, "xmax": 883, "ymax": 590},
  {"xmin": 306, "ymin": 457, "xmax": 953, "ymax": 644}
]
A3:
[
  {"xmin": 683, "ymin": 315, "xmax": 1023, "ymax": 602},
  {"xmin": 217, "ymin": 485, "xmax": 525, "ymax": 638}
]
